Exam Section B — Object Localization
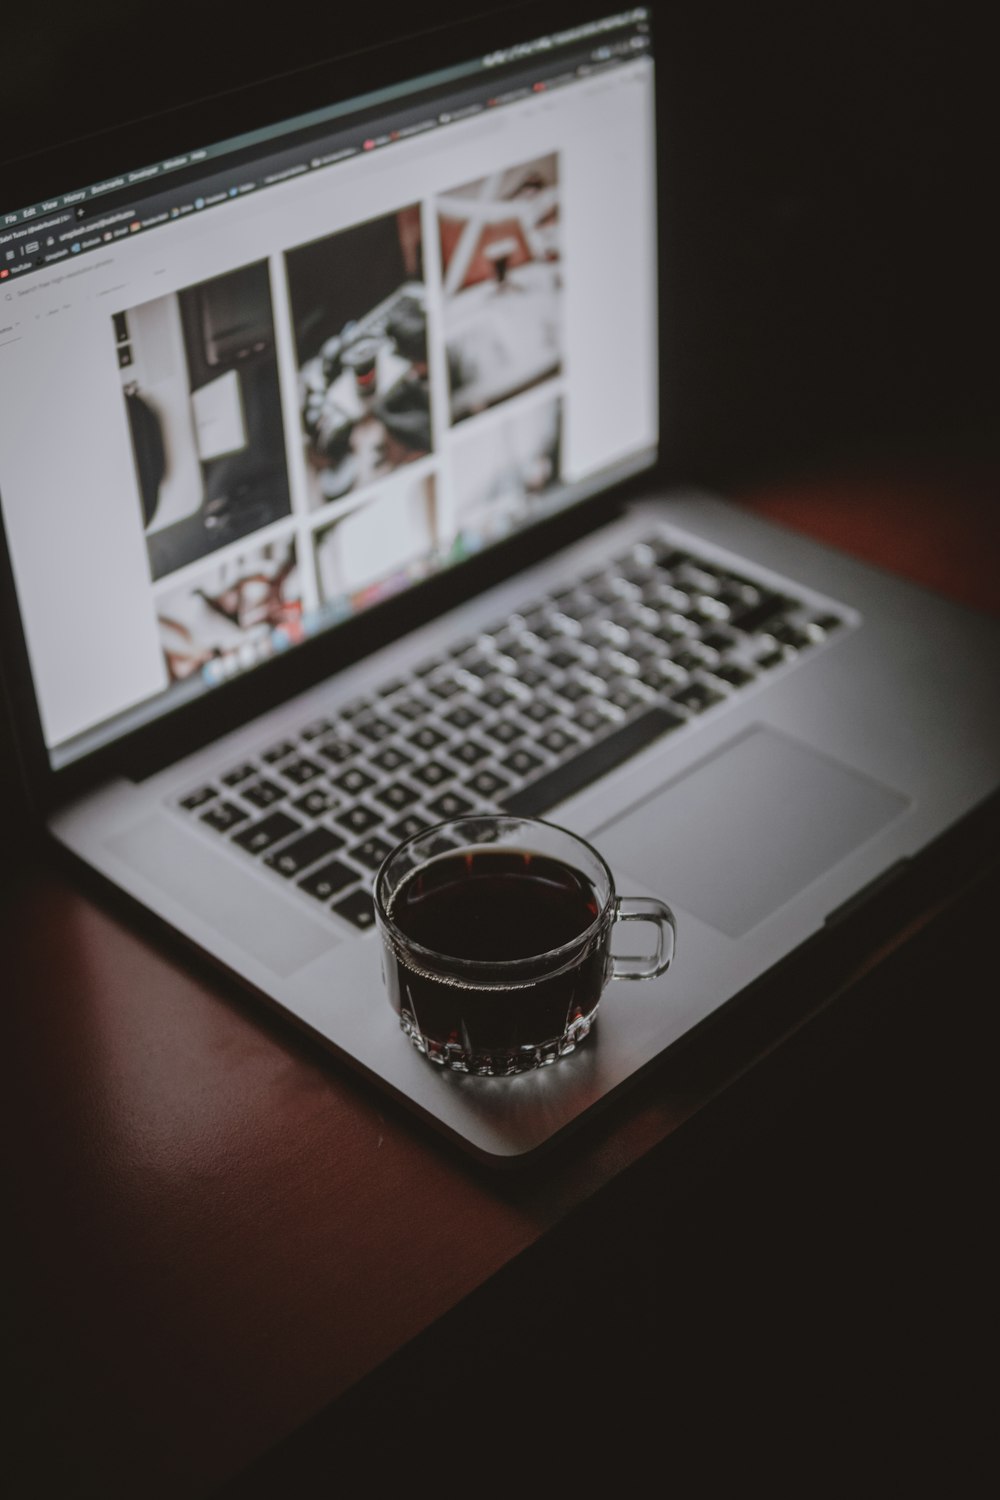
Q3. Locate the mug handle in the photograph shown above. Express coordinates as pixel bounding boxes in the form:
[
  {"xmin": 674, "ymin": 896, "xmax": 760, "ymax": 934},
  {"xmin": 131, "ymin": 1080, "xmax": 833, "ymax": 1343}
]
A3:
[{"xmin": 610, "ymin": 896, "xmax": 677, "ymax": 981}]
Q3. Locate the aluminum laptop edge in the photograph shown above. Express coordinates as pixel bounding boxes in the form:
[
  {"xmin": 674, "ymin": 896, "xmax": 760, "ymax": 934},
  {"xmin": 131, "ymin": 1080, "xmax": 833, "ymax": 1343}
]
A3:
[{"xmin": 2, "ymin": 3, "xmax": 998, "ymax": 1163}]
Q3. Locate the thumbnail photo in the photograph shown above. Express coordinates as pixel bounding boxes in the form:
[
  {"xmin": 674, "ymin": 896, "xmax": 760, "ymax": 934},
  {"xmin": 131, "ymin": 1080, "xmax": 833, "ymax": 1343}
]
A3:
[
  {"xmin": 117, "ymin": 261, "xmax": 292, "ymax": 582},
  {"xmin": 155, "ymin": 537, "xmax": 302, "ymax": 683},
  {"xmin": 285, "ymin": 206, "xmax": 432, "ymax": 510},
  {"xmin": 436, "ymin": 154, "xmax": 562, "ymax": 424},
  {"xmin": 313, "ymin": 472, "xmax": 437, "ymax": 609},
  {"xmin": 447, "ymin": 396, "xmax": 562, "ymax": 556}
]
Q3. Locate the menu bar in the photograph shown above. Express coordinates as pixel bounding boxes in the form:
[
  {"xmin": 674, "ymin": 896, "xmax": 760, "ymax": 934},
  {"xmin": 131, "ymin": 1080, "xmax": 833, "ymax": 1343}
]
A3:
[{"xmin": 1, "ymin": 11, "xmax": 648, "ymax": 255}]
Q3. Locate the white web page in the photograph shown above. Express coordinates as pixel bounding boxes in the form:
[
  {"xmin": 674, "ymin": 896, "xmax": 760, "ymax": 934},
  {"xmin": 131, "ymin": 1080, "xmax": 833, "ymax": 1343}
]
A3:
[{"xmin": 0, "ymin": 58, "xmax": 656, "ymax": 755}]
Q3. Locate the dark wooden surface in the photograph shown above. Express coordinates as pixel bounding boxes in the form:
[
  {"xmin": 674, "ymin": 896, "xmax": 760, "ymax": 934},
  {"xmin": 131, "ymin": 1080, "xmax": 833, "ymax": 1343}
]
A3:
[{"xmin": 3, "ymin": 458, "xmax": 997, "ymax": 1497}]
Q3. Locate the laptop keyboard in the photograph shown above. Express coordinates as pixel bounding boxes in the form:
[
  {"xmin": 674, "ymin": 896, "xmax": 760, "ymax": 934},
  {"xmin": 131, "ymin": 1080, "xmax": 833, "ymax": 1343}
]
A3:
[{"xmin": 176, "ymin": 533, "xmax": 846, "ymax": 931}]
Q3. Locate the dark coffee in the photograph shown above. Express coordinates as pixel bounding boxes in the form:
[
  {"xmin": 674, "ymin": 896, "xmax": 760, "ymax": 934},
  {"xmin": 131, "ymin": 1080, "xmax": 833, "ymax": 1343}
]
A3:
[{"xmin": 383, "ymin": 848, "xmax": 608, "ymax": 1065}]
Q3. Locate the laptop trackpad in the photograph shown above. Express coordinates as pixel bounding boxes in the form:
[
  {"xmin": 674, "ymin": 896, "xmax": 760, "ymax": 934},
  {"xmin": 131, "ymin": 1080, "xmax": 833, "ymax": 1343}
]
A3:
[{"xmin": 590, "ymin": 727, "xmax": 908, "ymax": 938}]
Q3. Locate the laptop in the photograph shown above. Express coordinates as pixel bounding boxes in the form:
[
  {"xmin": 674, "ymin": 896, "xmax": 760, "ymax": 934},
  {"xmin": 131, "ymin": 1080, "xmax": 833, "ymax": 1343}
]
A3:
[{"xmin": 1, "ymin": 2, "xmax": 997, "ymax": 1164}]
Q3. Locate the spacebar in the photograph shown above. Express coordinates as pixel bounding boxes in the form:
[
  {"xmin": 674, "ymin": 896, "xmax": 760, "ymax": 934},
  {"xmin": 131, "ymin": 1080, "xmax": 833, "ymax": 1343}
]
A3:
[{"xmin": 501, "ymin": 706, "xmax": 685, "ymax": 816}]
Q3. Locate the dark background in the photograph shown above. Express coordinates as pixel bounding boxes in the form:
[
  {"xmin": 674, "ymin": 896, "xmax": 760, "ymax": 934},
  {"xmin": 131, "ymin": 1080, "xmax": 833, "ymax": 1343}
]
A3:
[{"xmin": 1, "ymin": 5, "xmax": 995, "ymax": 1486}]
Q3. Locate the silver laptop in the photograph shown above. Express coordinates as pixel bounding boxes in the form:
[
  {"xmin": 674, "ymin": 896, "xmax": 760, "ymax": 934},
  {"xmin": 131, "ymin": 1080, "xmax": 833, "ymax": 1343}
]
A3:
[{"xmin": 2, "ymin": 4, "xmax": 997, "ymax": 1163}]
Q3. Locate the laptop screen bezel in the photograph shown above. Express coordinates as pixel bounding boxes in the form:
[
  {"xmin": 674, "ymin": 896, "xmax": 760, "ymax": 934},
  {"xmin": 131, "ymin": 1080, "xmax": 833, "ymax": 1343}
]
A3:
[{"xmin": 0, "ymin": 0, "xmax": 666, "ymax": 816}]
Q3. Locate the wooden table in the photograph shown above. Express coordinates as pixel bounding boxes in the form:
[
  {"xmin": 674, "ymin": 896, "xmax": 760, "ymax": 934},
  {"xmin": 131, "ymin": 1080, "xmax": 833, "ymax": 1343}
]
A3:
[{"xmin": 4, "ymin": 447, "xmax": 997, "ymax": 1496}]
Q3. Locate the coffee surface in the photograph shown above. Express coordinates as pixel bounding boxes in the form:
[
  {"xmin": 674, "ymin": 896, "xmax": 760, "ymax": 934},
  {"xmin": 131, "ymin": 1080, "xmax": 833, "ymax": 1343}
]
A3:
[{"xmin": 389, "ymin": 848, "xmax": 600, "ymax": 962}]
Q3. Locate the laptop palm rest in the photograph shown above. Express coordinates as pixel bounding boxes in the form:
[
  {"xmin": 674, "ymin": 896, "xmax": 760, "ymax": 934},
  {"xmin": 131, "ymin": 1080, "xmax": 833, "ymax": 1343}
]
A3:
[
  {"xmin": 590, "ymin": 727, "xmax": 909, "ymax": 939},
  {"xmin": 107, "ymin": 815, "xmax": 339, "ymax": 977}
]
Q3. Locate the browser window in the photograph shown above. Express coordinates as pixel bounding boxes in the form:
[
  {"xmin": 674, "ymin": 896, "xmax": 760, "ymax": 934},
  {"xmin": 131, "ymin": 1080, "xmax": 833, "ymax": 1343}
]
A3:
[{"xmin": 0, "ymin": 10, "xmax": 657, "ymax": 768}]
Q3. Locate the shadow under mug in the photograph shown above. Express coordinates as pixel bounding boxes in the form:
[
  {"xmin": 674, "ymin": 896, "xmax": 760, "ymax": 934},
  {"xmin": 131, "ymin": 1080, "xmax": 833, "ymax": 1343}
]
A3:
[{"xmin": 374, "ymin": 814, "xmax": 677, "ymax": 1077}]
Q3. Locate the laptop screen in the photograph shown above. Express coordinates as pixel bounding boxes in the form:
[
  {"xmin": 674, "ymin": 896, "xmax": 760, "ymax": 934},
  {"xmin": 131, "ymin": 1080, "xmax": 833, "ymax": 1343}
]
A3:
[{"xmin": 0, "ymin": 7, "xmax": 658, "ymax": 771}]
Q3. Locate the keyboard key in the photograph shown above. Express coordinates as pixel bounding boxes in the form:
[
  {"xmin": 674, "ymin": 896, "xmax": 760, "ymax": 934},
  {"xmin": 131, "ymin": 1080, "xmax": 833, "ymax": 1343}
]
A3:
[
  {"xmin": 501, "ymin": 747, "xmax": 545, "ymax": 778},
  {"xmin": 426, "ymin": 790, "xmax": 476, "ymax": 819},
  {"xmin": 181, "ymin": 785, "xmax": 217, "ymax": 810},
  {"xmin": 408, "ymin": 725, "xmax": 448, "ymax": 752},
  {"xmin": 299, "ymin": 859, "xmax": 358, "ymax": 901},
  {"xmin": 519, "ymin": 608, "xmax": 549, "ymax": 634},
  {"xmin": 639, "ymin": 660, "xmax": 685, "ymax": 691},
  {"xmin": 674, "ymin": 562, "xmax": 723, "ymax": 594},
  {"xmin": 673, "ymin": 647, "xmax": 716, "ymax": 674},
  {"xmin": 387, "ymin": 813, "xmax": 431, "ymax": 842},
  {"xmin": 652, "ymin": 618, "xmax": 688, "ymax": 645},
  {"xmin": 449, "ymin": 738, "xmax": 491, "ymax": 767},
  {"xmin": 466, "ymin": 769, "xmax": 511, "ymax": 799},
  {"xmin": 319, "ymin": 737, "xmax": 361, "ymax": 765},
  {"xmin": 729, "ymin": 592, "xmax": 796, "ymax": 634},
  {"xmin": 537, "ymin": 727, "xmax": 579, "ymax": 756},
  {"xmin": 620, "ymin": 602, "xmax": 660, "ymax": 633},
  {"xmin": 486, "ymin": 719, "xmax": 523, "ymax": 746},
  {"xmin": 603, "ymin": 649, "xmax": 641, "ymax": 677},
  {"xmin": 573, "ymin": 705, "xmax": 614, "ymax": 735},
  {"xmin": 444, "ymin": 703, "xmax": 483, "ymax": 730},
  {"xmin": 554, "ymin": 677, "xmax": 591, "ymax": 704},
  {"xmin": 502, "ymin": 706, "xmax": 685, "ymax": 816},
  {"xmin": 771, "ymin": 622, "xmax": 813, "ymax": 651},
  {"xmin": 370, "ymin": 745, "xmax": 413, "ymax": 773},
  {"xmin": 243, "ymin": 779, "xmax": 287, "ymax": 809},
  {"xmin": 221, "ymin": 763, "xmax": 256, "ymax": 787},
  {"xmin": 377, "ymin": 677, "xmax": 408, "ymax": 697},
  {"xmin": 587, "ymin": 658, "xmax": 619, "ymax": 686},
  {"xmin": 713, "ymin": 663, "xmax": 756, "ymax": 687},
  {"xmin": 348, "ymin": 835, "xmax": 395, "ymax": 871},
  {"xmin": 521, "ymin": 699, "xmax": 557, "ymax": 724},
  {"xmin": 458, "ymin": 657, "xmax": 493, "ymax": 679},
  {"xmin": 300, "ymin": 717, "xmax": 334, "ymax": 741},
  {"xmin": 755, "ymin": 646, "xmax": 787, "ymax": 670},
  {"xmin": 356, "ymin": 716, "xmax": 395, "ymax": 742},
  {"xmin": 281, "ymin": 757, "xmax": 323, "ymax": 786},
  {"xmin": 481, "ymin": 684, "xmax": 514, "ymax": 710},
  {"xmin": 200, "ymin": 800, "xmax": 247, "ymax": 832},
  {"xmin": 690, "ymin": 593, "xmax": 731, "ymax": 623},
  {"xmin": 414, "ymin": 657, "xmax": 445, "ymax": 677},
  {"xmin": 428, "ymin": 676, "xmax": 462, "ymax": 700},
  {"xmin": 606, "ymin": 685, "xmax": 642, "ymax": 713},
  {"xmin": 702, "ymin": 630, "xmax": 736, "ymax": 654},
  {"xmin": 392, "ymin": 696, "xmax": 431, "ymax": 722},
  {"xmin": 375, "ymin": 781, "xmax": 421, "ymax": 811},
  {"xmin": 232, "ymin": 811, "xmax": 302, "ymax": 854},
  {"xmin": 265, "ymin": 826, "xmax": 346, "ymax": 877},
  {"xmin": 336, "ymin": 804, "xmax": 383, "ymax": 836},
  {"xmin": 333, "ymin": 766, "xmax": 377, "ymax": 796},
  {"xmin": 262, "ymin": 739, "xmax": 296, "ymax": 764},
  {"xmin": 333, "ymin": 889, "xmax": 376, "ymax": 931},
  {"xmin": 672, "ymin": 682, "xmax": 725, "ymax": 713},
  {"xmin": 339, "ymin": 697, "xmax": 372, "ymax": 721},
  {"xmin": 413, "ymin": 760, "xmax": 453, "ymax": 788},
  {"xmin": 718, "ymin": 583, "xmax": 760, "ymax": 614},
  {"xmin": 292, "ymin": 786, "xmax": 340, "ymax": 817}
]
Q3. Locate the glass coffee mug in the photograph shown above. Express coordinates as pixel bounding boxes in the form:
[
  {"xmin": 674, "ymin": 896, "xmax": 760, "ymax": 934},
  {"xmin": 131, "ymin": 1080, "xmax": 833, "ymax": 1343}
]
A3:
[{"xmin": 374, "ymin": 815, "xmax": 677, "ymax": 1077}]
